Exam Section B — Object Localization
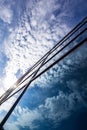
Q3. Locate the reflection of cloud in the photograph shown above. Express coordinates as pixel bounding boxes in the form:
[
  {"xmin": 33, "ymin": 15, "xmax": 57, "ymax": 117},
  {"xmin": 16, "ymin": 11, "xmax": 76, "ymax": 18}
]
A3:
[
  {"xmin": 5, "ymin": 90, "xmax": 82, "ymax": 130},
  {"xmin": 34, "ymin": 42, "xmax": 87, "ymax": 88},
  {"xmin": 5, "ymin": 106, "xmax": 43, "ymax": 130},
  {"xmin": 66, "ymin": 79, "xmax": 87, "ymax": 107},
  {"xmin": 38, "ymin": 91, "xmax": 81, "ymax": 122},
  {"xmin": 0, "ymin": 0, "xmax": 69, "ymax": 123},
  {"xmin": 0, "ymin": 0, "xmax": 87, "ymax": 129},
  {"xmin": 39, "ymin": 92, "xmax": 71, "ymax": 122}
]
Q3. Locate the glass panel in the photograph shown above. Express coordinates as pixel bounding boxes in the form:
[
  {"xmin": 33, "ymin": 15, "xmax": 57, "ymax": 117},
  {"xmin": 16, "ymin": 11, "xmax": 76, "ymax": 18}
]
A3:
[{"xmin": 3, "ymin": 42, "xmax": 87, "ymax": 130}]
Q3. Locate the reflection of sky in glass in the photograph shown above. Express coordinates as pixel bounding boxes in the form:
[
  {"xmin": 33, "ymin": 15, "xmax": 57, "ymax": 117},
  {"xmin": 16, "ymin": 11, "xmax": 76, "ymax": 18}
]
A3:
[
  {"xmin": 0, "ymin": 0, "xmax": 87, "ymax": 130},
  {"xmin": 4, "ymin": 42, "xmax": 87, "ymax": 130}
]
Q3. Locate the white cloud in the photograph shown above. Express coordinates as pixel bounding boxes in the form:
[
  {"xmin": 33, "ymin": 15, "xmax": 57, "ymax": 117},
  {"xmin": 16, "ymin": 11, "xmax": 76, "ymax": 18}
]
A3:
[
  {"xmin": 4, "ymin": 122, "xmax": 19, "ymax": 130},
  {"xmin": 66, "ymin": 79, "xmax": 87, "ymax": 108},
  {"xmin": 0, "ymin": 0, "xmax": 87, "ymax": 128},
  {"xmin": 2, "ymin": 0, "xmax": 70, "ymax": 92},
  {"xmin": 1, "ymin": 0, "xmax": 86, "ymax": 105},
  {"xmin": 0, "ymin": 4, "xmax": 13, "ymax": 24},
  {"xmin": 5, "ymin": 106, "xmax": 43, "ymax": 130},
  {"xmin": 0, "ymin": 0, "xmax": 69, "ymax": 122},
  {"xmin": 38, "ymin": 91, "xmax": 78, "ymax": 122},
  {"xmin": 5, "ymin": 90, "xmax": 83, "ymax": 130}
]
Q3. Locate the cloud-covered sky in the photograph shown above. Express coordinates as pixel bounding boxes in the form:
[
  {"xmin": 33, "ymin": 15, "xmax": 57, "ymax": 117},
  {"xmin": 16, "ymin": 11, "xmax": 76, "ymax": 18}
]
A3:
[{"xmin": 0, "ymin": 0, "xmax": 87, "ymax": 130}]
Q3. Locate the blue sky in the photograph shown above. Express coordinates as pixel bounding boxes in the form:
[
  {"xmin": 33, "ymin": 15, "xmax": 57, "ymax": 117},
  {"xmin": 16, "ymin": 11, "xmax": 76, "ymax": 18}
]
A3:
[{"xmin": 0, "ymin": 0, "xmax": 87, "ymax": 130}]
